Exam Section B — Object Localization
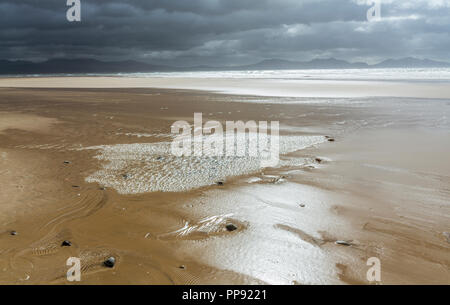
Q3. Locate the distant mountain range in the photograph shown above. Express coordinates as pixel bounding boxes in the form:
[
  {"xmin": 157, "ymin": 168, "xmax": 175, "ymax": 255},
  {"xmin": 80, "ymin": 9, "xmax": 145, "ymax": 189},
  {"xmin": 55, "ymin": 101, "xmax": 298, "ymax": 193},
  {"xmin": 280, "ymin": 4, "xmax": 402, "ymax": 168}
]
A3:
[
  {"xmin": 1, "ymin": 57, "xmax": 449, "ymax": 75},
  {"xmin": 236, "ymin": 57, "xmax": 450, "ymax": 70}
]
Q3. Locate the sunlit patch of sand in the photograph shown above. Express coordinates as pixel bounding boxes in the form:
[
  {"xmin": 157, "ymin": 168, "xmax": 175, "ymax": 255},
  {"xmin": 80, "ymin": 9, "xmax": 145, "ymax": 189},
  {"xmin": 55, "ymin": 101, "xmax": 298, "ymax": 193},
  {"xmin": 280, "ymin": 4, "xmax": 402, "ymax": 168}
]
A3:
[{"xmin": 0, "ymin": 112, "xmax": 59, "ymax": 134}]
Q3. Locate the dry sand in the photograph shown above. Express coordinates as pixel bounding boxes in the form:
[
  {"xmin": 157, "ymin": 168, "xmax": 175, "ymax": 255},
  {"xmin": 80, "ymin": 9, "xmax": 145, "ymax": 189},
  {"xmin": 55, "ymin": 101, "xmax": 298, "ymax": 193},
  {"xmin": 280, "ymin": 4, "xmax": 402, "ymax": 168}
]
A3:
[
  {"xmin": 1, "ymin": 76, "xmax": 450, "ymax": 98},
  {"xmin": 0, "ymin": 84, "xmax": 449, "ymax": 285}
]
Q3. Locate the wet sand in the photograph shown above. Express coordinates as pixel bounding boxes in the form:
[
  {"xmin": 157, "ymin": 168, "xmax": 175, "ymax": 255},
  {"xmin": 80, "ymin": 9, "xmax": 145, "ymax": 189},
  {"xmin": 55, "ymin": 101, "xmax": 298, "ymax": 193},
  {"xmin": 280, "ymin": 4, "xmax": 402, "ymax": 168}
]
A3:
[{"xmin": 0, "ymin": 85, "xmax": 449, "ymax": 284}]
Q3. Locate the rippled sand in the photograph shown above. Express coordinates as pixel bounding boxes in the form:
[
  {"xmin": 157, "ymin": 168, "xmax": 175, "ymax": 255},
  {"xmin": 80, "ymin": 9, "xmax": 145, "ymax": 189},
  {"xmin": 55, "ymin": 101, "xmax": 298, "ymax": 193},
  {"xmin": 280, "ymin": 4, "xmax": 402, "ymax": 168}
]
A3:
[{"xmin": 0, "ymin": 87, "xmax": 449, "ymax": 284}]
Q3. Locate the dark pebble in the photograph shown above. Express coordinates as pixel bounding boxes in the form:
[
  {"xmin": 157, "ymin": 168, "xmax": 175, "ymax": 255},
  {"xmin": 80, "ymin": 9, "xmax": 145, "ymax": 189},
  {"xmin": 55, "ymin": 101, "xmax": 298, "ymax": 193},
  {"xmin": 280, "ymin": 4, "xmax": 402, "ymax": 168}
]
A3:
[
  {"xmin": 226, "ymin": 224, "xmax": 238, "ymax": 232},
  {"xmin": 72, "ymin": 185, "xmax": 80, "ymax": 188},
  {"xmin": 103, "ymin": 257, "xmax": 116, "ymax": 268},
  {"xmin": 10, "ymin": 231, "xmax": 18, "ymax": 236},
  {"xmin": 315, "ymin": 158, "xmax": 323, "ymax": 163},
  {"xmin": 61, "ymin": 240, "xmax": 72, "ymax": 247},
  {"xmin": 122, "ymin": 174, "xmax": 129, "ymax": 179},
  {"xmin": 179, "ymin": 265, "xmax": 186, "ymax": 270},
  {"xmin": 299, "ymin": 204, "xmax": 306, "ymax": 208},
  {"xmin": 328, "ymin": 138, "xmax": 335, "ymax": 142},
  {"xmin": 63, "ymin": 161, "xmax": 71, "ymax": 164},
  {"xmin": 217, "ymin": 181, "xmax": 224, "ymax": 186}
]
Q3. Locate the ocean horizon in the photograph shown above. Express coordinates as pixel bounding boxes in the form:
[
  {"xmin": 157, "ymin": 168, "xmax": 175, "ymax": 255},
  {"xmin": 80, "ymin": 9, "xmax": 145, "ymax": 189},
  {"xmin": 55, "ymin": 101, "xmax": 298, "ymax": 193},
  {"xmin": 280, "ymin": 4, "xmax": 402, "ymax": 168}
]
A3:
[{"xmin": 4, "ymin": 67, "xmax": 450, "ymax": 82}]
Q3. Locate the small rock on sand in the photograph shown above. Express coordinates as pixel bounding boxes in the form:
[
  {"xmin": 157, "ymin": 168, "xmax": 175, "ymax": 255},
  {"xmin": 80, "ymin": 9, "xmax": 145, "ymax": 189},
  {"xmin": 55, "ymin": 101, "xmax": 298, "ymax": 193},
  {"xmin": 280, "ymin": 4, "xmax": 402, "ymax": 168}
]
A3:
[
  {"xmin": 217, "ymin": 181, "xmax": 224, "ymax": 186},
  {"xmin": 10, "ymin": 231, "xmax": 18, "ymax": 236},
  {"xmin": 299, "ymin": 204, "xmax": 306, "ymax": 208},
  {"xmin": 61, "ymin": 240, "xmax": 72, "ymax": 247},
  {"xmin": 63, "ymin": 161, "xmax": 71, "ymax": 164},
  {"xmin": 226, "ymin": 224, "xmax": 238, "ymax": 232},
  {"xmin": 179, "ymin": 265, "xmax": 186, "ymax": 270},
  {"xmin": 335, "ymin": 240, "xmax": 352, "ymax": 246},
  {"xmin": 103, "ymin": 257, "xmax": 116, "ymax": 268}
]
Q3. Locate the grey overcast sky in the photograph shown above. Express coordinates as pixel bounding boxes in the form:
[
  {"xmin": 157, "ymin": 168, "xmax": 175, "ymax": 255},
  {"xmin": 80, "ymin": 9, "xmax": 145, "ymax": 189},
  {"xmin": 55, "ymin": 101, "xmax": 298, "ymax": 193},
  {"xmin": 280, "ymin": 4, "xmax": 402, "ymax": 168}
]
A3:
[{"xmin": 0, "ymin": 0, "xmax": 449, "ymax": 65}]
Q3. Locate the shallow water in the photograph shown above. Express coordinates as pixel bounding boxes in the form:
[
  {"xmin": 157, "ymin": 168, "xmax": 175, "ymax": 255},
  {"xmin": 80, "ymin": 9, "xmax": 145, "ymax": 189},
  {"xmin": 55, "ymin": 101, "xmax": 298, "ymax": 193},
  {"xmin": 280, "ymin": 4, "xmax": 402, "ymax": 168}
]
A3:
[{"xmin": 82, "ymin": 135, "xmax": 327, "ymax": 194}]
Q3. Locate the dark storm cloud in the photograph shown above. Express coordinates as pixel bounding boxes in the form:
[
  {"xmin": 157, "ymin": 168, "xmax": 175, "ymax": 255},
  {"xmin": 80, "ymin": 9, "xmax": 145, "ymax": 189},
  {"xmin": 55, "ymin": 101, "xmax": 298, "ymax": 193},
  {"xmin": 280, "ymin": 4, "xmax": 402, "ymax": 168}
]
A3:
[{"xmin": 0, "ymin": 0, "xmax": 449, "ymax": 65}]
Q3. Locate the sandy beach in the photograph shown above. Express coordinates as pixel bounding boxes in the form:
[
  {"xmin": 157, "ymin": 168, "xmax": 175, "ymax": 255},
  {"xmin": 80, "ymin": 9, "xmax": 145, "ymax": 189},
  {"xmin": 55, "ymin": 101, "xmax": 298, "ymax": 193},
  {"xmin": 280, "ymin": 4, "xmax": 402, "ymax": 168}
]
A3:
[
  {"xmin": 0, "ymin": 79, "xmax": 449, "ymax": 285},
  {"xmin": 2, "ymin": 76, "xmax": 450, "ymax": 99}
]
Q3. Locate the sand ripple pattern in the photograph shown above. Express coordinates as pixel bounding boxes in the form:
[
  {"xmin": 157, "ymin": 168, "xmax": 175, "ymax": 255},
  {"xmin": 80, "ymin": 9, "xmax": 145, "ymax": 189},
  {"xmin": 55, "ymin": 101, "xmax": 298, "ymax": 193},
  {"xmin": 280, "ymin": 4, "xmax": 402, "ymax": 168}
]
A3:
[{"xmin": 29, "ymin": 229, "xmax": 73, "ymax": 257}]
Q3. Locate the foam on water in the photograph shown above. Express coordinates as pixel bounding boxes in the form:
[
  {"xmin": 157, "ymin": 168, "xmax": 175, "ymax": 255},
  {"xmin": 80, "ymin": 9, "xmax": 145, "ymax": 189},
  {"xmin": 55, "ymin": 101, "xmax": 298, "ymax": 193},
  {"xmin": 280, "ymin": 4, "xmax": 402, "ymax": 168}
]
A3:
[
  {"xmin": 82, "ymin": 135, "xmax": 326, "ymax": 194},
  {"xmin": 120, "ymin": 68, "xmax": 450, "ymax": 82}
]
